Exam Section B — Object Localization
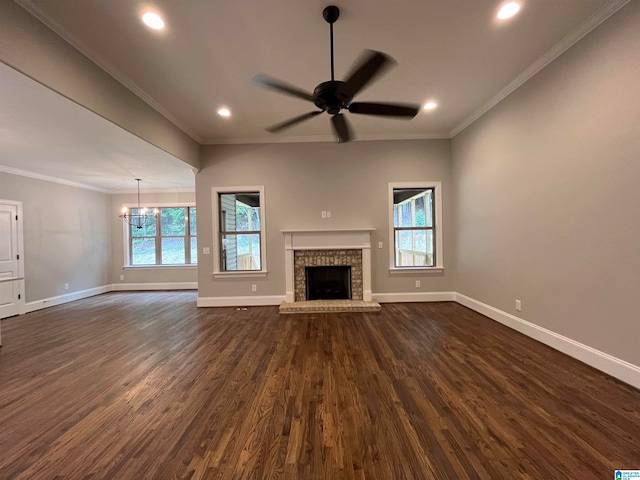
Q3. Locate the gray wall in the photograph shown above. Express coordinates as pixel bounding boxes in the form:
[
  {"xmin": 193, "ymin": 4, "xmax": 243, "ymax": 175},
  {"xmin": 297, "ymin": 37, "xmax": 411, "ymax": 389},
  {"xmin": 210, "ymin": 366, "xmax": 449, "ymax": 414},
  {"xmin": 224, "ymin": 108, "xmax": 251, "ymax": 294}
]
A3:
[
  {"xmin": 0, "ymin": 173, "xmax": 197, "ymax": 302},
  {"xmin": 451, "ymin": 2, "xmax": 640, "ymax": 366},
  {"xmin": 0, "ymin": 0, "xmax": 200, "ymax": 169},
  {"xmin": 110, "ymin": 191, "xmax": 197, "ymax": 285},
  {"xmin": 0, "ymin": 172, "xmax": 110, "ymax": 302},
  {"xmin": 197, "ymin": 139, "xmax": 454, "ymax": 299}
]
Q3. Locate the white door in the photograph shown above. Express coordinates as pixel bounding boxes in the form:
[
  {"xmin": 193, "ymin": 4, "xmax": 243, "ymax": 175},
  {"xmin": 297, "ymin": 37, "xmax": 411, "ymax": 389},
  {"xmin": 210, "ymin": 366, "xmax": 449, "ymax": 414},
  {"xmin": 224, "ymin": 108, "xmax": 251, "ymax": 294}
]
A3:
[{"xmin": 0, "ymin": 201, "xmax": 23, "ymax": 322}]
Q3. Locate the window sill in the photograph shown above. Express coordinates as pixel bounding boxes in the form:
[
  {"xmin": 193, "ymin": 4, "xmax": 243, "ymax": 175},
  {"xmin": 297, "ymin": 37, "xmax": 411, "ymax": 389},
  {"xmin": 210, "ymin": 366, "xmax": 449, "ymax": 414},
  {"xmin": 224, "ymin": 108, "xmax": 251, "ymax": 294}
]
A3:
[
  {"xmin": 212, "ymin": 271, "xmax": 268, "ymax": 278},
  {"xmin": 123, "ymin": 265, "xmax": 197, "ymax": 269},
  {"xmin": 389, "ymin": 266, "xmax": 444, "ymax": 274}
]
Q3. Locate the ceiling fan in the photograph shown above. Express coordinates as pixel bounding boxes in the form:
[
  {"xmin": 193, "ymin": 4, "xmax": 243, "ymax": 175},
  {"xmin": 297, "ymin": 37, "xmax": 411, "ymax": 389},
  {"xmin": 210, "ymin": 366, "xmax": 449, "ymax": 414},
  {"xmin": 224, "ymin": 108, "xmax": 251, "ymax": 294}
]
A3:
[{"xmin": 253, "ymin": 5, "xmax": 420, "ymax": 143}]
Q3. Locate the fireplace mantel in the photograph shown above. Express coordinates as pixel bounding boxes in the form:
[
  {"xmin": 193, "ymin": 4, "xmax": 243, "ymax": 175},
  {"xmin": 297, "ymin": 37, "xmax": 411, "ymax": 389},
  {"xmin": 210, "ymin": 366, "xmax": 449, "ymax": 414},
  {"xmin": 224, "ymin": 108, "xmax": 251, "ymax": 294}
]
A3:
[{"xmin": 282, "ymin": 229, "xmax": 375, "ymax": 302}]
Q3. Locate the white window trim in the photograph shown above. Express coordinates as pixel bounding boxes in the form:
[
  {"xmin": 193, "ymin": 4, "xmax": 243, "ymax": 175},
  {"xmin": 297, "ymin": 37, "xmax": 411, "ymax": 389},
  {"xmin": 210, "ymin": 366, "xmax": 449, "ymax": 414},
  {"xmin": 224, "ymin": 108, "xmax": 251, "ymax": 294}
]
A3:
[
  {"xmin": 121, "ymin": 202, "xmax": 197, "ymax": 268},
  {"xmin": 123, "ymin": 265, "xmax": 197, "ymax": 270},
  {"xmin": 388, "ymin": 181, "xmax": 443, "ymax": 272},
  {"xmin": 212, "ymin": 186, "xmax": 267, "ymax": 277}
]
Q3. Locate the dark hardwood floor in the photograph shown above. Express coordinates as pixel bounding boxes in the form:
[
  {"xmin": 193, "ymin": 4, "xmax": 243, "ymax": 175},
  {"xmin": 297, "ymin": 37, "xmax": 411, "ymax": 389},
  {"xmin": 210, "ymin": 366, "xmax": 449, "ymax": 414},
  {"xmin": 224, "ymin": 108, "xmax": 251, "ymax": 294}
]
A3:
[{"xmin": 0, "ymin": 292, "xmax": 638, "ymax": 479}]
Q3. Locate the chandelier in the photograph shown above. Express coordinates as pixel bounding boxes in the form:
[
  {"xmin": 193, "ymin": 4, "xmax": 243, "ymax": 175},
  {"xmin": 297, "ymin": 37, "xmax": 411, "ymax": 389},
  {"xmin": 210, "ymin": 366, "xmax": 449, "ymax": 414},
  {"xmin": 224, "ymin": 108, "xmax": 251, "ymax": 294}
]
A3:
[{"xmin": 119, "ymin": 178, "xmax": 158, "ymax": 229}]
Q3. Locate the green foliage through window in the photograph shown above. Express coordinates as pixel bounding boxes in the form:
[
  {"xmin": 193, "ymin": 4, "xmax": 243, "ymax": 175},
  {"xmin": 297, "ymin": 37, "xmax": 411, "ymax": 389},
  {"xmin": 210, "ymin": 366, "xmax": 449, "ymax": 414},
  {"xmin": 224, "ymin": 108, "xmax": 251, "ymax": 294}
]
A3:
[{"xmin": 127, "ymin": 206, "xmax": 197, "ymax": 266}]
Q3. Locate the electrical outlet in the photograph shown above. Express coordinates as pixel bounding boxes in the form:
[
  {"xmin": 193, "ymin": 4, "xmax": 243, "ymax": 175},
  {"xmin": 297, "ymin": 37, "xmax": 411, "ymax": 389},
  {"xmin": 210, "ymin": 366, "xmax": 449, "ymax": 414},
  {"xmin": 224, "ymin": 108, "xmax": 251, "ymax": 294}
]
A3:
[
  {"xmin": 202, "ymin": 247, "xmax": 211, "ymax": 255},
  {"xmin": 515, "ymin": 300, "xmax": 522, "ymax": 312},
  {"xmin": 251, "ymin": 284, "xmax": 257, "ymax": 292},
  {"xmin": 415, "ymin": 280, "xmax": 421, "ymax": 288},
  {"xmin": 326, "ymin": 211, "xmax": 331, "ymax": 218},
  {"xmin": 119, "ymin": 275, "xmax": 124, "ymax": 281},
  {"xmin": 64, "ymin": 283, "xmax": 69, "ymax": 290}
]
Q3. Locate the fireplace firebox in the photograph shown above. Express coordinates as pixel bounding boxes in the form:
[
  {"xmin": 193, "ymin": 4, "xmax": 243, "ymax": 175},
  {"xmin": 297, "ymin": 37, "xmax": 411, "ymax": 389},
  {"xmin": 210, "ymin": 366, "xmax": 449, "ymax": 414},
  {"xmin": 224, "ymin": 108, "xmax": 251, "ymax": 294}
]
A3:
[{"xmin": 305, "ymin": 266, "xmax": 352, "ymax": 300}]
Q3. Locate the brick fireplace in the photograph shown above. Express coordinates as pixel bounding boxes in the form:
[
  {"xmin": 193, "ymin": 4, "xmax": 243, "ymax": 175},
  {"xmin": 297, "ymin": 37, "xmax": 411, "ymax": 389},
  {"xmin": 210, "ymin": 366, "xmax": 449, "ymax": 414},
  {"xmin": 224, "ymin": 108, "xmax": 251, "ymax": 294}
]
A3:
[
  {"xmin": 282, "ymin": 229, "xmax": 374, "ymax": 303},
  {"xmin": 294, "ymin": 249, "xmax": 361, "ymax": 301}
]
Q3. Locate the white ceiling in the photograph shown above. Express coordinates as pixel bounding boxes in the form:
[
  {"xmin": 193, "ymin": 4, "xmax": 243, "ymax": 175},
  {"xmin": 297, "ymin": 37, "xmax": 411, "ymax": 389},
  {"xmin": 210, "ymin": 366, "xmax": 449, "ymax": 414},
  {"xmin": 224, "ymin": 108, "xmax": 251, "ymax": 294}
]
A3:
[
  {"xmin": 0, "ymin": 63, "xmax": 196, "ymax": 192},
  {"xmin": 1, "ymin": 0, "xmax": 626, "ymax": 191}
]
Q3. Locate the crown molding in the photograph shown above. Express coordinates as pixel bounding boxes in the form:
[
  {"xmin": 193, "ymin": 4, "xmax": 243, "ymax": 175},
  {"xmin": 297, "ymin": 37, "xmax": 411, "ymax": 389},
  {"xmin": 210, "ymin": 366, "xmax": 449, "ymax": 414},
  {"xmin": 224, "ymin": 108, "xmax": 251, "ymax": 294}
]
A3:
[
  {"xmin": 201, "ymin": 131, "xmax": 451, "ymax": 145},
  {"xmin": 110, "ymin": 188, "xmax": 196, "ymax": 195},
  {"xmin": 0, "ymin": 165, "xmax": 195, "ymax": 194},
  {"xmin": 15, "ymin": 0, "xmax": 203, "ymax": 144},
  {"xmin": 0, "ymin": 165, "xmax": 111, "ymax": 193},
  {"xmin": 450, "ymin": 0, "xmax": 630, "ymax": 138}
]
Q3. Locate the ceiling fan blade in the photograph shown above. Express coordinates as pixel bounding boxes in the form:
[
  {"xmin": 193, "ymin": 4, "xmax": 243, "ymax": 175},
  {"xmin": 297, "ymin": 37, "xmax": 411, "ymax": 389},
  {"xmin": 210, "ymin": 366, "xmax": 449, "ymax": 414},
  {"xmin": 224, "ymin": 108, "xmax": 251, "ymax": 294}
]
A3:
[
  {"xmin": 348, "ymin": 102, "xmax": 419, "ymax": 118},
  {"xmin": 253, "ymin": 75, "xmax": 316, "ymax": 103},
  {"xmin": 342, "ymin": 50, "xmax": 394, "ymax": 98},
  {"xmin": 331, "ymin": 114, "xmax": 352, "ymax": 143},
  {"xmin": 266, "ymin": 111, "xmax": 322, "ymax": 133}
]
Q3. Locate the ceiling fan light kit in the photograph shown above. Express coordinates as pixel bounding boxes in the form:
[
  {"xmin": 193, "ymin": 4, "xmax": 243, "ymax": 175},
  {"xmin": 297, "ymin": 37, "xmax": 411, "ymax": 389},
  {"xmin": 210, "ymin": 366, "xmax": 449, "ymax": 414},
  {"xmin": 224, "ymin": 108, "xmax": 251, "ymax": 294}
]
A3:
[{"xmin": 253, "ymin": 5, "xmax": 420, "ymax": 143}]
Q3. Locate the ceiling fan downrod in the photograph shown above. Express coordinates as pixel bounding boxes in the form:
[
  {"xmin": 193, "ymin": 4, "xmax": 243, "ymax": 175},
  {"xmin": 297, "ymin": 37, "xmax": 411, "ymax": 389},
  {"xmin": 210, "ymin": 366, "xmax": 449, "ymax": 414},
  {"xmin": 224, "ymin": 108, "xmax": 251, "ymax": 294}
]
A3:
[{"xmin": 323, "ymin": 6, "xmax": 340, "ymax": 82}]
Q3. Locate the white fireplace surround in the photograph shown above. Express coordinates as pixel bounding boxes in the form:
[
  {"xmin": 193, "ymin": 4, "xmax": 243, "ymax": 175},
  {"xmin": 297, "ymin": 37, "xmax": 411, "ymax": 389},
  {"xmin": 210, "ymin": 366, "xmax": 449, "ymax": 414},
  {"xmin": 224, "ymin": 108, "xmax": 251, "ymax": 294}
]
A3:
[{"xmin": 282, "ymin": 229, "xmax": 374, "ymax": 303}]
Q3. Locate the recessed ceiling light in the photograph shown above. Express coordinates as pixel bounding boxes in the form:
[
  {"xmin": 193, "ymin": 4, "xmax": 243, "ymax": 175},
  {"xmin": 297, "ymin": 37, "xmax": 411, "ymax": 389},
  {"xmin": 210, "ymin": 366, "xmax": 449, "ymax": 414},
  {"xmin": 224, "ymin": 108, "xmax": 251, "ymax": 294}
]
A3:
[
  {"xmin": 423, "ymin": 101, "xmax": 438, "ymax": 111},
  {"xmin": 497, "ymin": 1, "xmax": 521, "ymax": 20},
  {"xmin": 142, "ymin": 12, "xmax": 165, "ymax": 30},
  {"xmin": 218, "ymin": 108, "xmax": 231, "ymax": 117}
]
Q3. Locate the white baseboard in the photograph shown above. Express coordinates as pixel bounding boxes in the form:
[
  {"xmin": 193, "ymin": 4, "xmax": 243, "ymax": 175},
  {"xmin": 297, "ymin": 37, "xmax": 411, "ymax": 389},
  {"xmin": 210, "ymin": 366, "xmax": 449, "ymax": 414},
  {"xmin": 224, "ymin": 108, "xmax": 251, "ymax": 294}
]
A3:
[
  {"xmin": 197, "ymin": 291, "xmax": 455, "ymax": 307},
  {"xmin": 110, "ymin": 282, "xmax": 197, "ymax": 291},
  {"xmin": 25, "ymin": 285, "xmax": 111, "ymax": 313},
  {"xmin": 455, "ymin": 293, "xmax": 640, "ymax": 390},
  {"xmin": 195, "ymin": 292, "xmax": 455, "ymax": 307},
  {"xmin": 197, "ymin": 295, "xmax": 286, "ymax": 307},
  {"xmin": 373, "ymin": 291, "xmax": 456, "ymax": 303}
]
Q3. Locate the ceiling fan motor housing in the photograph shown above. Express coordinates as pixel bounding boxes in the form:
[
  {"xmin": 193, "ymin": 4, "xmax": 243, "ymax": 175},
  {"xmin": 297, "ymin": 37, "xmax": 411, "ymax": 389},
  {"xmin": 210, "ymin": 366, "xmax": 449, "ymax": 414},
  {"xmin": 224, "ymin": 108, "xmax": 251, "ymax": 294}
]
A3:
[{"xmin": 313, "ymin": 81, "xmax": 352, "ymax": 114}]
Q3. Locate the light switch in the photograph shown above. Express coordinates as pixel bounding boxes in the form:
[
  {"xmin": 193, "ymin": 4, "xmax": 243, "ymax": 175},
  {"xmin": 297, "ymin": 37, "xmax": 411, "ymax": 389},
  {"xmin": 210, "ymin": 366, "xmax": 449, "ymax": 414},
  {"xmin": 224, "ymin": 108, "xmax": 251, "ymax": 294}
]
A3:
[
  {"xmin": 321, "ymin": 211, "xmax": 327, "ymax": 218},
  {"xmin": 378, "ymin": 242, "xmax": 383, "ymax": 249},
  {"xmin": 326, "ymin": 211, "xmax": 331, "ymax": 218}
]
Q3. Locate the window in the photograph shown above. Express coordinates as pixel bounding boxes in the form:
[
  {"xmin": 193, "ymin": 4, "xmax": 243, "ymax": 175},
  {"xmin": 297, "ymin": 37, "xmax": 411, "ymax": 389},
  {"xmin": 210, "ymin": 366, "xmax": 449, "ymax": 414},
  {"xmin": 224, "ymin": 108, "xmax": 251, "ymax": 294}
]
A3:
[
  {"xmin": 126, "ymin": 206, "xmax": 197, "ymax": 266},
  {"xmin": 213, "ymin": 186, "xmax": 266, "ymax": 274},
  {"xmin": 389, "ymin": 182, "xmax": 443, "ymax": 270}
]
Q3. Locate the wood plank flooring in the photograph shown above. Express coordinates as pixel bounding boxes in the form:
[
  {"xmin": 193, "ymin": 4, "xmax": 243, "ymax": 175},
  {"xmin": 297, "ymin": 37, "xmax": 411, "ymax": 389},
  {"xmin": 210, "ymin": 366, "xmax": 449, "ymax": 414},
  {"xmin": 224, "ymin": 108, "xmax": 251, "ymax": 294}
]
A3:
[{"xmin": 0, "ymin": 292, "xmax": 638, "ymax": 479}]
